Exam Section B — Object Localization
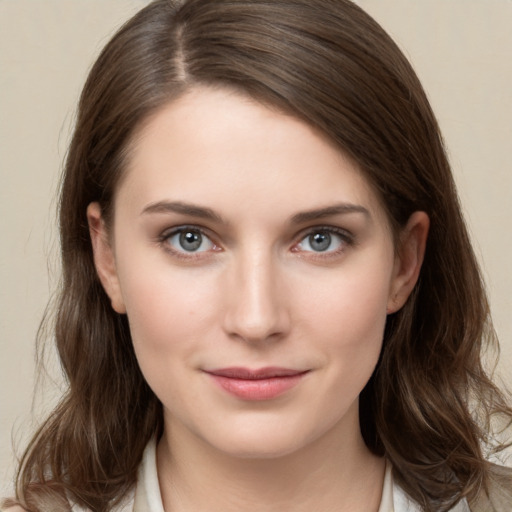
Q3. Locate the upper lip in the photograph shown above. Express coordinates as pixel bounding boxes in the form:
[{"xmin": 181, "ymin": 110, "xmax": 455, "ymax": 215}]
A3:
[{"xmin": 205, "ymin": 367, "xmax": 308, "ymax": 380}]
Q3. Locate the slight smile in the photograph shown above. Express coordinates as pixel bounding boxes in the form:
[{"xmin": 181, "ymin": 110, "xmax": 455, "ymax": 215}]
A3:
[{"xmin": 204, "ymin": 367, "xmax": 311, "ymax": 401}]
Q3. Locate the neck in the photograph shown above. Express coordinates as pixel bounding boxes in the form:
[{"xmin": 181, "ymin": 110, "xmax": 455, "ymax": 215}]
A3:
[{"xmin": 156, "ymin": 410, "xmax": 385, "ymax": 512}]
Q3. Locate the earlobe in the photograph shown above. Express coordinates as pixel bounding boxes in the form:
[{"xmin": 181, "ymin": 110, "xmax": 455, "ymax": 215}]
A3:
[
  {"xmin": 87, "ymin": 202, "xmax": 126, "ymax": 314},
  {"xmin": 387, "ymin": 211, "xmax": 430, "ymax": 314}
]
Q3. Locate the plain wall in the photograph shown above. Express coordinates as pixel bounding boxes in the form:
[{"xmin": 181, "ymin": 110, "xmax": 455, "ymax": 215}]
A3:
[{"xmin": 1, "ymin": 0, "xmax": 511, "ymax": 496}]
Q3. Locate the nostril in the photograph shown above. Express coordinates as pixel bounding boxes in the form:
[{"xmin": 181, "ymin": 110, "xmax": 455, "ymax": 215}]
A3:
[{"xmin": 223, "ymin": 294, "xmax": 290, "ymax": 344}]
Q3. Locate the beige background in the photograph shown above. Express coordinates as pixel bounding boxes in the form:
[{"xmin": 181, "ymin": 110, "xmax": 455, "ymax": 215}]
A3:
[{"xmin": 1, "ymin": 0, "xmax": 511, "ymax": 496}]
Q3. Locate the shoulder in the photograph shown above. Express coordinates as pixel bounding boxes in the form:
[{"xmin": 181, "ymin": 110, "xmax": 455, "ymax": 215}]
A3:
[{"xmin": 1, "ymin": 507, "xmax": 28, "ymax": 512}]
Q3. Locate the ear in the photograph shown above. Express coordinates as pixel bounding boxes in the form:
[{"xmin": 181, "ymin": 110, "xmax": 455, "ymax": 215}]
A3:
[
  {"xmin": 87, "ymin": 202, "xmax": 126, "ymax": 314},
  {"xmin": 387, "ymin": 211, "xmax": 430, "ymax": 314}
]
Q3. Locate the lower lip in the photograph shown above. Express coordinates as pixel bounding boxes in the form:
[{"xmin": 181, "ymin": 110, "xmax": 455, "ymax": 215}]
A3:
[{"xmin": 208, "ymin": 373, "xmax": 307, "ymax": 401}]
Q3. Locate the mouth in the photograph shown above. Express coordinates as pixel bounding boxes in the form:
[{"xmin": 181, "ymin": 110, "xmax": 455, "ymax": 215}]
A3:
[{"xmin": 204, "ymin": 367, "xmax": 310, "ymax": 400}]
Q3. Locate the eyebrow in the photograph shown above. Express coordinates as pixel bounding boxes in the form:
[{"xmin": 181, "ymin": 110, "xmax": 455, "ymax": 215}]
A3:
[
  {"xmin": 141, "ymin": 200, "xmax": 225, "ymax": 224},
  {"xmin": 141, "ymin": 200, "xmax": 370, "ymax": 225},
  {"xmin": 290, "ymin": 203, "xmax": 370, "ymax": 224}
]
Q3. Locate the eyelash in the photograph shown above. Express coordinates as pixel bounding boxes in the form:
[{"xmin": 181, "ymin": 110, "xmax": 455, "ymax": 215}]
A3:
[
  {"xmin": 292, "ymin": 226, "xmax": 355, "ymax": 258},
  {"xmin": 158, "ymin": 225, "xmax": 220, "ymax": 260},
  {"xmin": 157, "ymin": 225, "xmax": 355, "ymax": 260}
]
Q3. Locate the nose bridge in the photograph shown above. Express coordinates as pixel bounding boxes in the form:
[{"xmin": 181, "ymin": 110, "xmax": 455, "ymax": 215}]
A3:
[{"xmin": 223, "ymin": 245, "xmax": 289, "ymax": 343}]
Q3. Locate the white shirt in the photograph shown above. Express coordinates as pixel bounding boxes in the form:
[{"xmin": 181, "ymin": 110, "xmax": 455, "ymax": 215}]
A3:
[{"xmin": 80, "ymin": 438, "xmax": 471, "ymax": 512}]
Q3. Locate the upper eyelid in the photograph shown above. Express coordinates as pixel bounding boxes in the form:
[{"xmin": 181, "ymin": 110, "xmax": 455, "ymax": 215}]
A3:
[
  {"xmin": 295, "ymin": 225, "xmax": 353, "ymax": 240},
  {"xmin": 160, "ymin": 224, "xmax": 215, "ymax": 239},
  {"xmin": 161, "ymin": 224, "xmax": 353, "ymax": 239}
]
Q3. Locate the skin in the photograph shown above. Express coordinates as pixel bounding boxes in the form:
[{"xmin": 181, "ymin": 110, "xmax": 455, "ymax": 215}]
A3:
[{"xmin": 88, "ymin": 87, "xmax": 429, "ymax": 512}]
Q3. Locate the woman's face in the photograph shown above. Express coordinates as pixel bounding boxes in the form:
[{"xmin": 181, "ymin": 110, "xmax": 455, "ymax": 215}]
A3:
[{"xmin": 89, "ymin": 87, "xmax": 425, "ymax": 459}]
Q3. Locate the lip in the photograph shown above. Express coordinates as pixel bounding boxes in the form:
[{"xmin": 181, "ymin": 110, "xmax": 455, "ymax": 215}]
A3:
[{"xmin": 204, "ymin": 367, "xmax": 309, "ymax": 401}]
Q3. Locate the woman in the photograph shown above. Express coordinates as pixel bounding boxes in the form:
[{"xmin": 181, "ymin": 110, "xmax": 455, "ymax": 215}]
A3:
[{"xmin": 3, "ymin": 0, "xmax": 511, "ymax": 511}]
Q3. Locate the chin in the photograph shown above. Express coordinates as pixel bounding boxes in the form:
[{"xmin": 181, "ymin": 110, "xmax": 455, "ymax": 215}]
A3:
[
  {"xmin": 215, "ymin": 434, "xmax": 310, "ymax": 460},
  {"xmin": 196, "ymin": 414, "xmax": 330, "ymax": 461}
]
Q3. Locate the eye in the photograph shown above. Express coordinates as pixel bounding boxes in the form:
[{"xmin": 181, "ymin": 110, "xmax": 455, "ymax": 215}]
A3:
[
  {"xmin": 295, "ymin": 228, "xmax": 350, "ymax": 253},
  {"xmin": 164, "ymin": 227, "xmax": 216, "ymax": 253}
]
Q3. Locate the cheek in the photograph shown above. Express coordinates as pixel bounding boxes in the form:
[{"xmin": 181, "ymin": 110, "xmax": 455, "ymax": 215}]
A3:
[
  {"xmin": 295, "ymin": 253, "xmax": 394, "ymax": 383},
  {"xmin": 114, "ymin": 253, "xmax": 220, "ymax": 366},
  {"xmin": 117, "ymin": 265, "xmax": 224, "ymax": 413},
  {"xmin": 300, "ymin": 258, "xmax": 392, "ymax": 341}
]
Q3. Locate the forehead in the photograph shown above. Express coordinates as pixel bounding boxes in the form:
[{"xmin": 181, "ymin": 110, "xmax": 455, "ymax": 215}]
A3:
[{"xmin": 117, "ymin": 87, "xmax": 389, "ymax": 229}]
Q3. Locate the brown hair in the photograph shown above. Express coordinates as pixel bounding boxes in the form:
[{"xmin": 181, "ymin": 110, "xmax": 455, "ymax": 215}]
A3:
[{"xmin": 6, "ymin": 1, "xmax": 511, "ymax": 511}]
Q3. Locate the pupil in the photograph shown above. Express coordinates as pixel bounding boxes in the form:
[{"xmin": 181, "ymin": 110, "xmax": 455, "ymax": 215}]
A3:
[
  {"xmin": 180, "ymin": 231, "xmax": 202, "ymax": 251},
  {"xmin": 310, "ymin": 232, "xmax": 331, "ymax": 251}
]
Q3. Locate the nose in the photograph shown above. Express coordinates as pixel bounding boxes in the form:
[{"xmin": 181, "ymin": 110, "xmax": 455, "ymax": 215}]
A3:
[{"xmin": 222, "ymin": 250, "xmax": 291, "ymax": 344}]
